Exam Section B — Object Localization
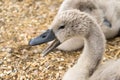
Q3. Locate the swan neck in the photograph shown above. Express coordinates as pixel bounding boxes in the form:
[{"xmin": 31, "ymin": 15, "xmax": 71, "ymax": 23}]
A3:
[{"xmin": 78, "ymin": 26, "xmax": 106, "ymax": 77}]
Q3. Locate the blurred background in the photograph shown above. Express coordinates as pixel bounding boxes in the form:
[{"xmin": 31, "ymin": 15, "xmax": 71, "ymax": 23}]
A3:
[{"xmin": 0, "ymin": 0, "xmax": 120, "ymax": 80}]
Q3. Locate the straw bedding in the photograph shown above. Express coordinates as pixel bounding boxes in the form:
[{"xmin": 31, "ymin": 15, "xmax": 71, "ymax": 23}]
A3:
[{"xmin": 0, "ymin": 0, "xmax": 120, "ymax": 80}]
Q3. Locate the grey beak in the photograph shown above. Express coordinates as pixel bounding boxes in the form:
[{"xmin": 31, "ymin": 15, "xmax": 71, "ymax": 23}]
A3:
[
  {"xmin": 29, "ymin": 29, "xmax": 56, "ymax": 46},
  {"xmin": 29, "ymin": 29, "xmax": 60, "ymax": 56}
]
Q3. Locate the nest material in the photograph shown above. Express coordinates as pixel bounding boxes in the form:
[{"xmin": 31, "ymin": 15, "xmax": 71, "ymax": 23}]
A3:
[{"xmin": 0, "ymin": 0, "xmax": 120, "ymax": 80}]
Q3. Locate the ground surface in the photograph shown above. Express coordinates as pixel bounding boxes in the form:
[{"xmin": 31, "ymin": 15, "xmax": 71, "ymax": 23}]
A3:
[{"xmin": 0, "ymin": 0, "xmax": 120, "ymax": 80}]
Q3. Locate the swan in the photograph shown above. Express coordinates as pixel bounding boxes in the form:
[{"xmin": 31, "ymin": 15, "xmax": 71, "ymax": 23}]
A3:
[
  {"xmin": 29, "ymin": 9, "xmax": 120, "ymax": 80},
  {"xmin": 29, "ymin": 0, "xmax": 120, "ymax": 52},
  {"xmin": 28, "ymin": 0, "xmax": 120, "ymax": 51},
  {"xmin": 29, "ymin": 0, "xmax": 120, "ymax": 53}
]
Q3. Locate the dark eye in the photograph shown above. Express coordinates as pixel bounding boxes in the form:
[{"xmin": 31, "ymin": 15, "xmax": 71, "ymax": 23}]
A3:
[
  {"xmin": 58, "ymin": 25, "xmax": 65, "ymax": 30},
  {"xmin": 89, "ymin": 7, "xmax": 93, "ymax": 11}
]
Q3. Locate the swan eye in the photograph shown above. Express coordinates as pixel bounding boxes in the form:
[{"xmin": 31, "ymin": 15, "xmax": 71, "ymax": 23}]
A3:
[
  {"xmin": 89, "ymin": 7, "xmax": 93, "ymax": 11},
  {"xmin": 58, "ymin": 25, "xmax": 65, "ymax": 30}
]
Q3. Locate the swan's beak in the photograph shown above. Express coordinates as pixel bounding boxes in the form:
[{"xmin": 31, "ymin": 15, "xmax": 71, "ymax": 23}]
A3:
[{"xmin": 29, "ymin": 29, "xmax": 60, "ymax": 56}]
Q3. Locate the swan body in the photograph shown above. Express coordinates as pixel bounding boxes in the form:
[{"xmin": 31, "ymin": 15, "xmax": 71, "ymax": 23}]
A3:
[
  {"xmin": 29, "ymin": 9, "xmax": 120, "ymax": 79},
  {"xmin": 89, "ymin": 60, "xmax": 120, "ymax": 80},
  {"xmin": 98, "ymin": 0, "xmax": 120, "ymax": 38},
  {"xmin": 30, "ymin": 9, "xmax": 120, "ymax": 80},
  {"xmin": 56, "ymin": 0, "xmax": 120, "ymax": 51},
  {"xmin": 28, "ymin": 1, "xmax": 120, "ymax": 79}
]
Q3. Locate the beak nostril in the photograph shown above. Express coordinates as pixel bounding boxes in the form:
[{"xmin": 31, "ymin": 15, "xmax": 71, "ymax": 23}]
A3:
[{"xmin": 42, "ymin": 35, "xmax": 47, "ymax": 38}]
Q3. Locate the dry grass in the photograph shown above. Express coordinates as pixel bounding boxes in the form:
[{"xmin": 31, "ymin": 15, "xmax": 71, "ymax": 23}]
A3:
[{"xmin": 0, "ymin": 0, "xmax": 120, "ymax": 80}]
